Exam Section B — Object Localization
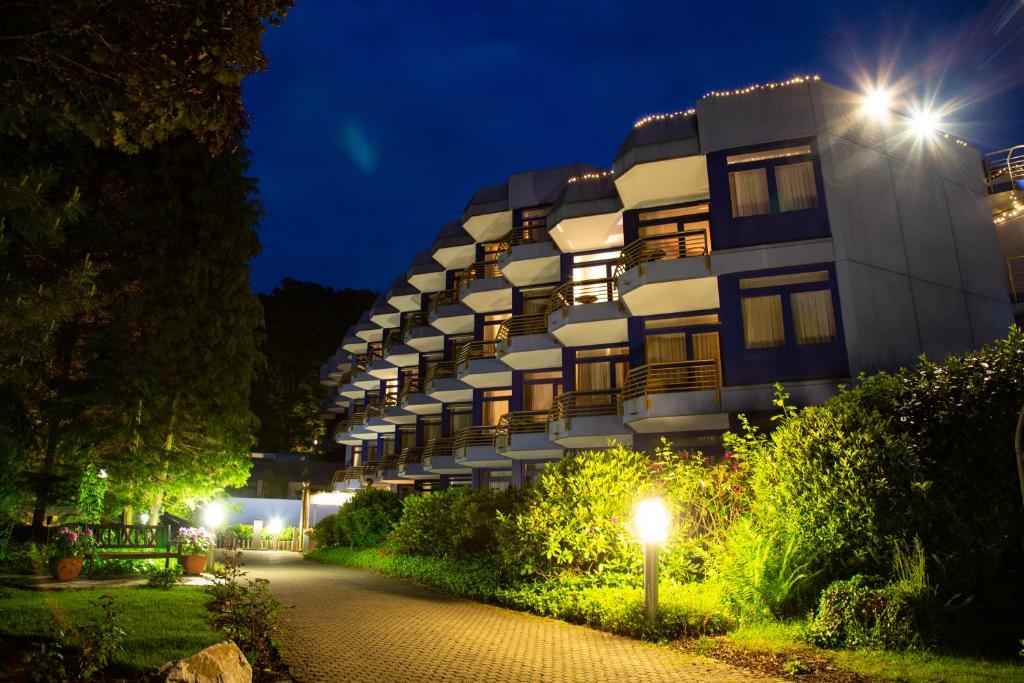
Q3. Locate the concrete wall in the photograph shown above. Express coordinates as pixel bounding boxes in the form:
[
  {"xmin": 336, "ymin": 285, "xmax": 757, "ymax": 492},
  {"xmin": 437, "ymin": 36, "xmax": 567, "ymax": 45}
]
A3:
[
  {"xmin": 226, "ymin": 496, "xmax": 343, "ymax": 528},
  {"xmin": 697, "ymin": 80, "xmax": 1013, "ymax": 375}
]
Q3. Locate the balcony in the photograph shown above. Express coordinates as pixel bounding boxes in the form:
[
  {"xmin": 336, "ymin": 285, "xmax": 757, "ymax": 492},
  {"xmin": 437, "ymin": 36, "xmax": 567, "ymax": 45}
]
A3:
[
  {"xmin": 615, "ymin": 227, "xmax": 719, "ymax": 317},
  {"xmin": 386, "ymin": 275, "xmax": 422, "ymax": 313},
  {"xmin": 421, "ymin": 436, "xmax": 470, "ymax": 475},
  {"xmin": 398, "ymin": 375, "xmax": 441, "ymax": 415},
  {"xmin": 495, "ymin": 314, "xmax": 562, "ymax": 370},
  {"xmin": 453, "ymin": 426, "xmax": 510, "ymax": 469},
  {"xmin": 402, "ymin": 311, "xmax": 444, "ymax": 353},
  {"xmin": 427, "ymin": 289, "xmax": 474, "ymax": 335},
  {"xmin": 370, "ymin": 302, "xmax": 401, "ymax": 330},
  {"xmin": 346, "ymin": 409, "xmax": 377, "ymax": 441},
  {"xmin": 432, "ymin": 220, "xmax": 476, "ymax": 271},
  {"xmin": 365, "ymin": 401, "xmax": 397, "ymax": 435},
  {"xmin": 546, "ymin": 389, "xmax": 633, "ymax": 448},
  {"xmin": 332, "ymin": 419, "xmax": 361, "ymax": 446},
  {"xmin": 495, "ymin": 411, "xmax": 562, "ymax": 460},
  {"xmin": 367, "ymin": 358, "xmax": 399, "ymax": 381},
  {"xmin": 407, "ymin": 249, "xmax": 447, "ymax": 293},
  {"xmin": 461, "ymin": 183, "xmax": 511, "ymax": 242},
  {"xmin": 424, "ymin": 361, "xmax": 473, "ymax": 403},
  {"xmin": 397, "ymin": 447, "xmax": 440, "ymax": 480},
  {"xmin": 495, "ymin": 227, "xmax": 561, "ymax": 287},
  {"xmin": 338, "ymin": 378, "xmax": 365, "ymax": 400},
  {"xmin": 546, "ymin": 278, "xmax": 628, "ymax": 347},
  {"xmin": 352, "ymin": 371, "xmax": 380, "ymax": 392},
  {"xmin": 331, "ymin": 466, "xmax": 365, "ymax": 491},
  {"xmin": 548, "ymin": 174, "xmax": 624, "ymax": 253},
  {"xmin": 456, "ymin": 260, "xmax": 512, "ymax": 313},
  {"xmin": 611, "ymin": 112, "xmax": 708, "ymax": 210},
  {"xmin": 620, "ymin": 360, "xmax": 727, "ymax": 433},
  {"xmin": 377, "ymin": 455, "xmax": 411, "ymax": 485},
  {"xmin": 353, "ymin": 314, "xmax": 383, "ymax": 343},
  {"xmin": 456, "ymin": 340, "xmax": 511, "ymax": 388},
  {"xmin": 342, "ymin": 334, "xmax": 368, "ymax": 355},
  {"xmin": 383, "ymin": 340, "xmax": 420, "ymax": 369}
]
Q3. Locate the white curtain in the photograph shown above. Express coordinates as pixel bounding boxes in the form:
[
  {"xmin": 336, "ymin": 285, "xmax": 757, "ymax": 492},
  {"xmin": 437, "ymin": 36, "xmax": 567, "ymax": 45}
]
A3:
[
  {"xmin": 791, "ymin": 290, "xmax": 836, "ymax": 344},
  {"xmin": 776, "ymin": 161, "xmax": 818, "ymax": 212},
  {"xmin": 741, "ymin": 295, "xmax": 785, "ymax": 349},
  {"xmin": 729, "ymin": 168, "xmax": 770, "ymax": 217}
]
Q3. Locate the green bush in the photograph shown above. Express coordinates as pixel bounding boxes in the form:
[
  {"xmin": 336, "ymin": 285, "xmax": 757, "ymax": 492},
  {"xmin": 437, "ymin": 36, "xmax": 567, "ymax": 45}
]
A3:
[
  {"xmin": 145, "ymin": 564, "xmax": 184, "ymax": 589},
  {"xmin": 227, "ymin": 524, "xmax": 252, "ymax": 540},
  {"xmin": 334, "ymin": 488, "xmax": 402, "ymax": 548},
  {"xmin": 311, "ymin": 514, "xmax": 337, "ymax": 548},
  {"xmin": 388, "ymin": 487, "xmax": 522, "ymax": 560},
  {"xmin": 807, "ymin": 573, "xmax": 933, "ymax": 651}
]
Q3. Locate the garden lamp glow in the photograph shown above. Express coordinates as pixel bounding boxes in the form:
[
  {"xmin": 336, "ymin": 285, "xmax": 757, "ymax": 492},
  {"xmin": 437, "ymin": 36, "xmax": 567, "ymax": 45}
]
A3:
[
  {"xmin": 634, "ymin": 497, "xmax": 671, "ymax": 622},
  {"xmin": 202, "ymin": 501, "xmax": 226, "ymax": 529},
  {"xmin": 267, "ymin": 517, "xmax": 283, "ymax": 536}
]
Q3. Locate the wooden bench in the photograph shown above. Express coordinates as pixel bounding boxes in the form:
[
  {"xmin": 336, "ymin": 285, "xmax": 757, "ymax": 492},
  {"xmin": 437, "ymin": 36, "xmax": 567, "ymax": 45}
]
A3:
[{"xmin": 88, "ymin": 523, "xmax": 178, "ymax": 568}]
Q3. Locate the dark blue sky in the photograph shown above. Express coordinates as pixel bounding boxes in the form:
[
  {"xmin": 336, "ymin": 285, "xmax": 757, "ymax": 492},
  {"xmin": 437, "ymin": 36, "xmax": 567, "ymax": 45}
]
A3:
[{"xmin": 243, "ymin": 0, "xmax": 1024, "ymax": 294}]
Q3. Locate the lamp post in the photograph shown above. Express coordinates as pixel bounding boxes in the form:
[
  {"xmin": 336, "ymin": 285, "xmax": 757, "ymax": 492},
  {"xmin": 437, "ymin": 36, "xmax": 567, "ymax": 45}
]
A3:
[
  {"xmin": 634, "ymin": 497, "xmax": 671, "ymax": 622},
  {"xmin": 202, "ymin": 502, "xmax": 226, "ymax": 572}
]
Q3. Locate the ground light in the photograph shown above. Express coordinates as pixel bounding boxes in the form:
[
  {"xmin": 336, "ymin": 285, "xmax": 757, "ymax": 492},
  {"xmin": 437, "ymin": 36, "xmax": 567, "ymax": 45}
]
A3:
[
  {"xmin": 634, "ymin": 497, "xmax": 671, "ymax": 622},
  {"xmin": 202, "ymin": 501, "xmax": 227, "ymax": 571},
  {"xmin": 266, "ymin": 517, "xmax": 283, "ymax": 537}
]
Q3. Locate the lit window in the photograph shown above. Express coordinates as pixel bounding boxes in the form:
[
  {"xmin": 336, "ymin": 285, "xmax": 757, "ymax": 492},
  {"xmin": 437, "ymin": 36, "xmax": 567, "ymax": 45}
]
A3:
[
  {"xmin": 741, "ymin": 295, "xmax": 785, "ymax": 349},
  {"xmin": 740, "ymin": 271, "xmax": 829, "ymax": 289},
  {"xmin": 776, "ymin": 161, "xmax": 819, "ymax": 212},
  {"xmin": 791, "ymin": 290, "xmax": 837, "ymax": 345},
  {"xmin": 729, "ymin": 168, "xmax": 770, "ymax": 217},
  {"xmin": 727, "ymin": 144, "xmax": 812, "ymax": 165}
]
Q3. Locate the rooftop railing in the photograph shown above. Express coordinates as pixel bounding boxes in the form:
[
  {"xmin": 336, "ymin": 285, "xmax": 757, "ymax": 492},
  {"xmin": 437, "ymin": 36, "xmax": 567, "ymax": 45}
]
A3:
[
  {"xmin": 495, "ymin": 313, "xmax": 547, "ymax": 341},
  {"xmin": 615, "ymin": 227, "xmax": 711, "ymax": 277},
  {"xmin": 548, "ymin": 277, "xmax": 619, "ymax": 317},
  {"xmin": 621, "ymin": 360, "xmax": 721, "ymax": 408},
  {"xmin": 548, "ymin": 389, "xmax": 621, "ymax": 428}
]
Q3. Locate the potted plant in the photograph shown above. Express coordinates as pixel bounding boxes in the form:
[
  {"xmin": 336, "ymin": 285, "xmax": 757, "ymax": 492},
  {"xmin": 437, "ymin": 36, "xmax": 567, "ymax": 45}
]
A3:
[
  {"xmin": 49, "ymin": 526, "xmax": 96, "ymax": 581},
  {"xmin": 175, "ymin": 527, "xmax": 216, "ymax": 576}
]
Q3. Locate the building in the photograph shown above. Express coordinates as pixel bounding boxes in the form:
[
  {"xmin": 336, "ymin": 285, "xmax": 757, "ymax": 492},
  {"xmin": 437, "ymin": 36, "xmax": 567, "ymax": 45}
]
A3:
[{"xmin": 318, "ymin": 76, "xmax": 1015, "ymax": 493}]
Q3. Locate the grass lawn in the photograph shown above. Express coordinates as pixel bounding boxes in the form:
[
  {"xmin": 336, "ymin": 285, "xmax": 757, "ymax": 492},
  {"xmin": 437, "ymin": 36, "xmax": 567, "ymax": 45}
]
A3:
[
  {"xmin": 700, "ymin": 621, "xmax": 1024, "ymax": 683},
  {"xmin": 0, "ymin": 586, "xmax": 222, "ymax": 673}
]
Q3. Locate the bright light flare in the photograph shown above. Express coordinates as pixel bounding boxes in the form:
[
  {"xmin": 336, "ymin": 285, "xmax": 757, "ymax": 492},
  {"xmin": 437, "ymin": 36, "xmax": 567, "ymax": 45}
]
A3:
[
  {"xmin": 634, "ymin": 497, "xmax": 671, "ymax": 545},
  {"xmin": 266, "ymin": 517, "xmax": 283, "ymax": 536},
  {"xmin": 910, "ymin": 108, "xmax": 939, "ymax": 138},
  {"xmin": 202, "ymin": 501, "xmax": 226, "ymax": 529},
  {"xmin": 861, "ymin": 88, "xmax": 892, "ymax": 119}
]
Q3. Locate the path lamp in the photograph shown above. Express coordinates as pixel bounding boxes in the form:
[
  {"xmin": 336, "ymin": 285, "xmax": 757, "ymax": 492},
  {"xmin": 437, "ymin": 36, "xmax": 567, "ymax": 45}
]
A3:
[
  {"xmin": 634, "ymin": 497, "xmax": 671, "ymax": 622},
  {"xmin": 267, "ymin": 517, "xmax": 283, "ymax": 550},
  {"xmin": 202, "ymin": 502, "xmax": 227, "ymax": 571}
]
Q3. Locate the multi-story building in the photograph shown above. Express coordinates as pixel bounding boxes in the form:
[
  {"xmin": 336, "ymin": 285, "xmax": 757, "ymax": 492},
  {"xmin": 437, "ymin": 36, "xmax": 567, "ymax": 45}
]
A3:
[{"xmin": 318, "ymin": 76, "xmax": 1015, "ymax": 492}]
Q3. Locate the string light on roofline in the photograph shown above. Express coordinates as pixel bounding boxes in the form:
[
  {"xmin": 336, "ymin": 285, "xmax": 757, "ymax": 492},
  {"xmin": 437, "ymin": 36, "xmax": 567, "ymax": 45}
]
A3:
[
  {"xmin": 703, "ymin": 75, "xmax": 821, "ymax": 99},
  {"xmin": 994, "ymin": 200, "xmax": 1024, "ymax": 225},
  {"xmin": 633, "ymin": 109, "xmax": 696, "ymax": 129},
  {"xmin": 567, "ymin": 170, "xmax": 614, "ymax": 183}
]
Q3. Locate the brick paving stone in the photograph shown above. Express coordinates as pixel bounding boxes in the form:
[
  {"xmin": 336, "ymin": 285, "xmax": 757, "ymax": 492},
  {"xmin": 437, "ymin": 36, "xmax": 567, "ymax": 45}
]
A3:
[{"xmin": 240, "ymin": 550, "xmax": 782, "ymax": 683}]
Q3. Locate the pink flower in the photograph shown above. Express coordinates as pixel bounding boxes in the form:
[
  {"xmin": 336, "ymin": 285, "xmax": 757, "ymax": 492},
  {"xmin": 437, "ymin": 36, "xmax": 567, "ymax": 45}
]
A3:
[
  {"xmin": 610, "ymin": 516, "xmax": 619, "ymax": 524},
  {"xmin": 649, "ymin": 462, "xmax": 663, "ymax": 470},
  {"xmin": 67, "ymin": 532, "xmax": 78, "ymax": 542},
  {"xmin": 724, "ymin": 451, "xmax": 734, "ymax": 460},
  {"xmin": 731, "ymin": 486, "xmax": 742, "ymax": 495},
  {"xmin": 84, "ymin": 528, "xmax": 93, "ymax": 536},
  {"xmin": 59, "ymin": 526, "xmax": 69, "ymax": 534}
]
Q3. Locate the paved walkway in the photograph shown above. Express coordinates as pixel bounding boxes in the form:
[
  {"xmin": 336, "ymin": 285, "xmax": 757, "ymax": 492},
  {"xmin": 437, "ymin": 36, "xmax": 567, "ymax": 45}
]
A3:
[{"xmin": 240, "ymin": 551, "xmax": 779, "ymax": 683}]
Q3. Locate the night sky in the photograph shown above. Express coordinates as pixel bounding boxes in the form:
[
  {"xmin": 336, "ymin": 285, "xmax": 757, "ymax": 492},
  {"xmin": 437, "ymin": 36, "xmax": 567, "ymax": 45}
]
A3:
[{"xmin": 243, "ymin": 0, "xmax": 1024, "ymax": 294}]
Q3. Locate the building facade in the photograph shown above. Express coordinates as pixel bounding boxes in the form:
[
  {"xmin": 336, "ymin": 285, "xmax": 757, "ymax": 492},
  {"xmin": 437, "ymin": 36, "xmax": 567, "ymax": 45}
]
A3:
[{"xmin": 318, "ymin": 77, "xmax": 1015, "ymax": 492}]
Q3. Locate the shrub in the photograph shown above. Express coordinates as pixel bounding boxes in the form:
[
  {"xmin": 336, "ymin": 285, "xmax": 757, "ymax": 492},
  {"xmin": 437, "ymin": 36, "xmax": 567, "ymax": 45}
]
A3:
[
  {"xmin": 388, "ymin": 487, "xmax": 522, "ymax": 560},
  {"xmin": 228, "ymin": 524, "xmax": 253, "ymax": 540},
  {"xmin": 311, "ymin": 514, "xmax": 337, "ymax": 548},
  {"xmin": 144, "ymin": 564, "xmax": 183, "ymax": 589},
  {"xmin": 334, "ymin": 488, "xmax": 402, "ymax": 548},
  {"xmin": 207, "ymin": 552, "xmax": 282, "ymax": 672}
]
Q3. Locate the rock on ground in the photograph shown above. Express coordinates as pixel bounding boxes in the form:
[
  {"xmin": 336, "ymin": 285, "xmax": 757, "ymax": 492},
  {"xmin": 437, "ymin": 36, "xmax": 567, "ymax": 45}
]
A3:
[{"xmin": 159, "ymin": 641, "xmax": 252, "ymax": 683}]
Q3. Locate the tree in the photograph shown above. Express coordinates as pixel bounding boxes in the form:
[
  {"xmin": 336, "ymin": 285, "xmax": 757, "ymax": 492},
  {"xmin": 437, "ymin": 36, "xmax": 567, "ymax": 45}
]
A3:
[{"xmin": 253, "ymin": 280, "xmax": 376, "ymax": 453}]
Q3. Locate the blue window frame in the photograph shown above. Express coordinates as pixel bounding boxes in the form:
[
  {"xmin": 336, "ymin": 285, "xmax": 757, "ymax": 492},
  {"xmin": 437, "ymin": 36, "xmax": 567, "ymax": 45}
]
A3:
[
  {"xmin": 719, "ymin": 264, "xmax": 848, "ymax": 385},
  {"xmin": 708, "ymin": 138, "xmax": 830, "ymax": 250}
]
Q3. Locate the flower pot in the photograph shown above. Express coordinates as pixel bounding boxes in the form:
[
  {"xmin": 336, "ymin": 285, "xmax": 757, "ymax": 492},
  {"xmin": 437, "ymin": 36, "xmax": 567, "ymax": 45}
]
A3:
[
  {"xmin": 51, "ymin": 556, "xmax": 84, "ymax": 581},
  {"xmin": 181, "ymin": 554, "xmax": 208, "ymax": 576}
]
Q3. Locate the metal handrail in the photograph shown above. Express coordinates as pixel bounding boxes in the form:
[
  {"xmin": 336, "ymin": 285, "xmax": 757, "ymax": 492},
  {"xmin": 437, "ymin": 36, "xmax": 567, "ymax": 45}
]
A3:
[
  {"xmin": 398, "ymin": 446, "xmax": 425, "ymax": 466},
  {"xmin": 428, "ymin": 289, "xmax": 460, "ymax": 315},
  {"xmin": 424, "ymin": 360, "xmax": 456, "ymax": 383},
  {"xmin": 1009, "ymin": 256, "xmax": 1024, "ymax": 303},
  {"xmin": 615, "ymin": 227, "xmax": 711, "ymax": 277},
  {"xmin": 495, "ymin": 410, "xmax": 549, "ymax": 436},
  {"xmin": 348, "ymin": 409, "xmax": 368, "ymax": 426},
  {"xmin": 455, "ymin": 260, "xmax": 502, "ymax": 290},
  {"xmin": 495, "ymin": 313, "xmax": 547, "ymax": 341},
  {"xmin": 399, "ymin": 375, "xmax": 422, "ymax": 400},
  {"xmin": 621, "ymin": 360, "xmax": 721, "ymax": 407},
  {"xmin": 547, "ymin": 277, "xmax": 619, "ymax": 316},
  {"xmin": 402, "ymin": 311, "xmax": 427, "ymax": 336},
  {"xmin": 454, "ymin": 425, "xmax": 498, "ymax": 451},
  {"xmin": 548, "ymin": 389, "xmax": 621, "ymax": 426},
  {"xmin": 423, "ymin": 436, "xmax": 455, "ymax": 459},
  {"xmin": 384, "ymin": 329, "xmax": 403, "ymax": 350},
  {"xmin": 378, "ymin": 454, "xmax": 399, "ymax": 470},
  {"xmin": 331, "ymin": 420, "xmax": 350, "ymax": 441},
  {"xmin": 496, "ymin": 225, "xmax": 551, "ymax": 256},
  {"xmin": 456, "ymin": 340, "xmax": 497, "ymax": 367},
  {"xmin": 984, "ymin": 145, "xmax": 1024, "ymax": 193}
]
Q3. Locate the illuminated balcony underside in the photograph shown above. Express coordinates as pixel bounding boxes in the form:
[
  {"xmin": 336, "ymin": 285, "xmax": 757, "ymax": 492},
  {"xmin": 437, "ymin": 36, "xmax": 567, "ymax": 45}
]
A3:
[
  {"xmin": 349, "ymin": 423, "xmax": 377, "ymax": 441},
  {"xmin": 460, "ymin": 278, "xmax": 513, "ymax": 313},
  {"xmin": 383, "ymin": 343, "xmax": 420, "ymax": 368},
  {"xmin": 429, "ymin": 303, "xmax": 474, "ymax": 335},
  {"xmin": 365, "ymin": 416, "xmax": 396, "ymax": 434},
  {"xmin": 425, "ymin": 377, "xmax": 473, "ymax": 403},
  {"xmin": 495, "ymin": 432, "xmax": 563, "ymax": 460},
  {"xmin": 621, "ymin": 392, "xmax": 728, "ymax": 433},
  {"xmin": 496, "ymin": 242, "xmax": 561, "ymax": 287},
  {"xmin": 377, "ymin": 467, "xmax": 413, "ymax": 485},
  {"xmin": 619, "ymin": 273, "xmax": 720, "ymax": 317},
  {"xmin": 354, "ymin": 324, "xmax": 383, "ymax": 343},
  {"xmin": 398, "ymin": 462, "xmax": 440, "ymax": 480},
  {"xmin": 405, "ymin": 325, "xmax": 445, "ymax": 353},
  {"xmin": 463, "ymin": 210, "xmax": 513, "ymax": 243},
  {"xmin": 549, "ymin": 211, "xmax": 623, "ymax": 253},
  {"xmin": 547, "ymin": 415, "xmax": 633, "ymax": 449},
  {"xmin": 457, "ymin": 357, "xmax": 512, "ymax": 389},
  {"xmin": 613, "ymin": 156, "xmax": 709, "ymax": 210},
  {"xmin": 495, "ymin": 333, "xmax": 562, "ymax": 370},
  {"xmin": 352, "ymin": 372, "xmax": 380, "ymax": 391},
  {"xmin": 387, "ymin": 287, "xmax": 421, "ymax": 313},
  {"xmin": 433, "ymin": 243, "xmax": 476, "ymax": 270},
  {"xmin": 370, "ymin": 306, "xmax": 401, "ymax": 330},
  {"xmin": 335, "ymin": 431, "xmax": 362, "ymax": 446},
  {"xmin": 454, "ymin": 444, "xmax": 512, "ymax": 469},
  {"xmin": 422, "ymin": 455, "xmax": 472, "ymax": 475},
  {"xmin": 333, "ymin": 476, "xmax": 362, "ymax": 491},
  {"xmin": 399, "ymin": 392, "xmax": 442, "ymax": 415},
  {"xmin": 548, "ymin": 302, "xmax": 629, "ymax": 346},
  {"xmin": 408, "ymin": 269, "xmax": 447, "ymax": 293},
  {"xmin": 342, "ymin": 336, "xmax": 368, "ymax": 354},
  {"xmin": 381, "ymin": 406, "xmax": 417, "ymax": 425},
  {"xmin": 339, "ymin": 383, "xmax": 364, "ymax": 400},
  {"xmin": 367, "ymin": 359, "xmax": 399, "ymax": 381}
]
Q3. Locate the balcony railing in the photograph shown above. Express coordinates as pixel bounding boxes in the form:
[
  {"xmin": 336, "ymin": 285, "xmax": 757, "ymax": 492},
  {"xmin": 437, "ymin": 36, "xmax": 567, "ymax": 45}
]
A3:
[
  {"xmin": 548, "ymin": 389, "xmax": 621, "ymax": 427},
  {"xmin": 402, "ymin": 311, "xmax": 428, "ymax": 336},
  {"xmin": 455, "ymin": 260, "xmax": 503, "ymax": 290},
  {"xmin": 456, "ymin": 340, "xmax": 497, "ymax": 367},
  {"xmin": 348, "ymin": 409, "xmax": 368, "ymax": 426},
  {"xmin": 428, "ymin": 289, "xmax": 460, "ymax": 315},
  {"xmin": 621, "ymin": 360, "xmax": 722, "ymax": 407},
  {"xmin": 984, "ymin": 145, "xmax": 1024, "ymax": 193},
  {"xmin": 378, "ymin": 454, "xmax": 399, "ymax": 471},
  {"xmin": 398, "ymin": 446, "xmax": 425, "ymax": 467},
  {"xmin": 1009, "ymin": 256, "xmax": 1024, "ymax": 303},
  {"xmin": 495, "ymin": 410, "xmax": 549, "ymax": 437},
  {"xmin": 615, "ymin": 227, "xmax": 711, "ymax": 277},
  {"xmin": 454, "ymin": 425, "xmax": 498, "ymax": 451},
  {"xmin": 548, "ymin": 278, "xmax": 619, "ymax": 316},
  {"xmin": 424, "ymin": 361, "xmax": 456, "ymax": 384},
  {"xmin": 331, "ymin": 420, "xmax": 350, "ymax": 441},
  {"xmin": 496, "ymin": 225, "xmax": 551, "ymax": 256},
  {"xmin": 495, "ymin": 313, "xmax": 547, "ymax": 341},
  {"xmin": 384, "ymin": 329, "xmax": 403, "ymax": 350},
  {"xmin": 423, "ymin": 436, "xmax": 455, "ymax": 459},
  {"xmin": 399, "ymin": 375, "xmax": 422, "ymax": 400}
]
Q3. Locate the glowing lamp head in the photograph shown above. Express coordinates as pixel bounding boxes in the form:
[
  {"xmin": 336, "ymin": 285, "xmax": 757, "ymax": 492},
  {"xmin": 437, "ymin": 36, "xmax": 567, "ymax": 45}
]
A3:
[
  {"xmin": 861, "ymin": 88, "xmax": 891, "ymax": 120},
  {"xmin": 201, "ymin": 502, "xmax": 226, "ymax": 529},
  {"xmin": 138, "ymin": 512, "xmax": 150, "ymax": 525},
  {"xmin": 910, "ymin": 108, "xmax": 939, "ymax": 138},
  {"xmin": 266, "ymin": 517, "xmax": 283, "ymax": 536},
  {"xmin": 634, "ymin": 497, "xmax": 671, "ymax": 545}
]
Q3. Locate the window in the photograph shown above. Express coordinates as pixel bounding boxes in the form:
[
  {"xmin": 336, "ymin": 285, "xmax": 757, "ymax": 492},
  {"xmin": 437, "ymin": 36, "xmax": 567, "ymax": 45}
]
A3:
[
  {"xmin": 482, "ymin": 389, "xmax": 511, "ymax": 425},
  {"xmin": 645, "ymin": 333, "xmax": 687, "ymax": 363},
  {"xmin": 421, "ymin": 417, "xmax": 441, "ymax": 444},
  {"xmin": 641, "ymin": 314, "xmax": 721, "ymax": 368},
  {"xmin": 791, "ymin": 290, "xmax": 837, "ymax": 344},
  {"xmin": 741, "ymin": 295, "xmax": 785, "ymax": 349},
  {"xmin": 448, "ymin": 404, "xmax": 472, "ymax": 434},
  {"xmin": 726, "ymin": 142, "xmax": 819, "ymax": 218},
  {"xmin": 738, "ymin": 270, "xmax": 838, "ymax": 349},
  {"xmin": 574, "ymin": 347, "xmax": 628, "ymax": 393},
  {"xmin": 520, "ymin": 286, "xmax": 554, "ymax": 315},
  {"xmin": 482, "ymin": 312, "xmax": 511, "ymax": 341},
  {"xmin": 523, "ymin": 371, "xmax": 562, "ymax": 411}
]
